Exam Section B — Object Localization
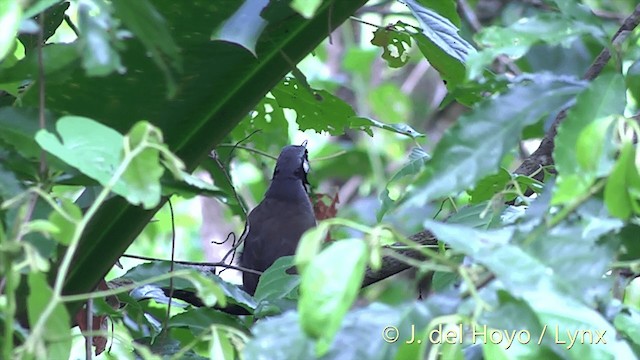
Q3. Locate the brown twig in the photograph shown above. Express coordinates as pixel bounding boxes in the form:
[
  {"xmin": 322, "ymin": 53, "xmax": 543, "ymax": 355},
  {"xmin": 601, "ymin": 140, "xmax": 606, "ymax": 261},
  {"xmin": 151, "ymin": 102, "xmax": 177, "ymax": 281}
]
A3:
[{"xmin": 514, "ymin": 3, "xmax": 640, "ymax": 179}]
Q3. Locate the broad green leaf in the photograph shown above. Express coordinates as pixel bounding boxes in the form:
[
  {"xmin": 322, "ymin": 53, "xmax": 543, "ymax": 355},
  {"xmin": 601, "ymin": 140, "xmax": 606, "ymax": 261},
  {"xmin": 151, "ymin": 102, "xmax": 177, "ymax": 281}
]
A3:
[
  {"xmin": 271, "ymin": 77, "xmax": 356, "ymax": 135},
  {"xmin": 0, "ymin": 0, "xmax": 21, "ymax": 61},
  {"xmin": 48, "ymin": 198, "xmax": 82, "ymax": 245},
  {"xmin": 291, "ymin": 0, "xmax": 322, "ymax": 19},
  {"xmin": 254, "ymin": 256, "xmax": 300, "ymax": 302},
  {"xmin": 209, "ymin": 327, "xmax": 235, "ymax": 360},
  {"xmin": 35, "ymin": 116, "xmax": 123, "ymax": 186},
  {"xmin": 467, "ymin": 14, "xmax": 601, "ymax": 79},
  {"xmin": 553, "ymin": 74, "xmax": 625, "ymax": 205},
  {"xmin": 231, "ymin": 96, "xmax": 289, "ymax": 152},
  {"xmin": 604, "ymin": 142, "xmax": 640, "ymax": 219},
  {"xmin": 77, "ymin": 0, "xmax": 124, "ymax": 77},
  {"xmin": 370, "ymin": 28, "xmax": 412, "ymax": 68},
  {"xmin": 416, "ymin": 0, "xmax": 460, "ymax": 27},
  {"xmin": 402, "ymin": 0, "xmax": 475, "ymax": 88},
  {"xmin": 626, "ymin": 59, "xmax": 640, "ymax": 105},
  {"xmin": 211, "ymin": 0, "xmax": 268, "ymax": 56},
  {"xmin": 575, "ymin": 116, "xmax": 616, "ymax": 175},
  {"xmin": 299, "ymin": 238, "xmax": 367, "ymax": 355},
  {"xmin": 27, "ymin": 272, "xmax": 71, "ymax": 360},
  {"xmin": 295, "ymin": 222, "xmax": 330, "ymax": 273},
  {"xmin": 111, "ymin": 0, "xmax": 181, "ymax": 96},
  {"xmin": 408, "ymin": 76, "xmax": 584, "ymax": 205},
  {"xmin": 121, "ymin": 122, "xmax": 170, "ymax": 209}
]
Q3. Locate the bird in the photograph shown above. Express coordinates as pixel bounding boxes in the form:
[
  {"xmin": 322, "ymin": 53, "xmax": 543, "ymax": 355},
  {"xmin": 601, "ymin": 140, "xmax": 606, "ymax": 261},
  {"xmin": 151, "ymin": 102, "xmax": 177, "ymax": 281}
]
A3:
[{"xmin": 239, "ymin": 143, "xmax": 316, "ymax": 295}]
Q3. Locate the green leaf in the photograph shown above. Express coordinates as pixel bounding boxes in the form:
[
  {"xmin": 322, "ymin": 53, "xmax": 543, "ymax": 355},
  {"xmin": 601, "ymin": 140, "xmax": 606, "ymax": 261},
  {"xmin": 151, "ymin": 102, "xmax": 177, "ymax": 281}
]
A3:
[
  {"xmin": 211, "ymin": 0, "xmax": 267, "ymax": 56},
  {"xmin": 604, "ymin": 142, "xmax": 640, "ymax": 219},
  {"xmin": 111, "ymin": 0, "xmax": 181, "ymax": 96},
  {"xmin": 121, "ymin": 122, "xmax": 170, "ymax": 209},
  {"xmin": 416, "ymin": 0, "xmax": 460, "ymax": 27},
  {"xmin": 0, "ymin": 0, "xmax": 21, "ymax": 61},
  {"xmin": 271, "ymin": 77, "xmax": 356, "ymax": 135},
  {"xmin": 403, "ymin": 0, "xmax": 474, "ymax": 64},
  {"xmin": 370, "ymin": 28, "xmax": 412, "ymax": 68},
  {"xmin": 467, "ymin": 13, "xmax": 602, "ymax": 79},
  {"xmin": 575, "ymin": 116, "xmax": 616, "ymax": 175},
  {"xmin": 27, "ymin": 272, "xmax": 71, "ymax": 360},
  {"xmin": 299, "ymin": 238, "xmax": 367, "ymax": 355},
  {"xmin": 408, "ymin": 76, "xmax": 584, "ymax": 205},
  {"xmin": 626, "ymin": 59, "xmax": 640, "ymax": 105},
  {"xmin": 553, "ymin": 74, "xmax": 625, "ymax": 205},
  {"xmin": 254, "ymin": 256, "xmax": 300, "ymax": 302},
  {"xmin": 48, "ymin": 198, "xmax": 82, "ymax": 245},
  {"xmin": 614, "ymin": 309, "xmax": 640, "ymax": 347},
  {"xmin": 290, "ymin": 0, "xmax": 322, "ymax": 19},
  {"xmin": 77, "ymin": 0, "xmax": 125, "ymax": 77},
  {"xmin": 35, "ymin": 116, "xmax": 123, "ymax": 185}
]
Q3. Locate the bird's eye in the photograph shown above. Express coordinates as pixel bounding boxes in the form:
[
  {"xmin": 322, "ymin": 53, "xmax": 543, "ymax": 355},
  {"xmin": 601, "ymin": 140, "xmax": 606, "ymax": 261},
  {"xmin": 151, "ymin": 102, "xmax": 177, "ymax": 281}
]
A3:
[{"xmin": 302, "ymin": 157, "xmax": 310, "ymax": 174}]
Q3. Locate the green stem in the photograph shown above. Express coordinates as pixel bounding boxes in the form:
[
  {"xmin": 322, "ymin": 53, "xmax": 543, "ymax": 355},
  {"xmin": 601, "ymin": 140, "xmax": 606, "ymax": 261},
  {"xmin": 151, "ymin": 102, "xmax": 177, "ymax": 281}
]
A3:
[{"xmin": 24, "ymin": 142, "xmax": 150, "ymax": 352}]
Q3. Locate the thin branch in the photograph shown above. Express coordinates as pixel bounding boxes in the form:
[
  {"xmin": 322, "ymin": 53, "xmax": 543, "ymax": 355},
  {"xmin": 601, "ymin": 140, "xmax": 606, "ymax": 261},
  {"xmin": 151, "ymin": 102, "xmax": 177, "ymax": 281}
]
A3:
[
  {"xmin": 85, "ymin": 299, "xmax": 93, "ymax": 360},
  {"xmin": 162, "ymin": 199, "xmax": 176, "ymax": 336},
  {"xmin": 120, "ymin": 253, "xmax": 262, "ymax": 275}
]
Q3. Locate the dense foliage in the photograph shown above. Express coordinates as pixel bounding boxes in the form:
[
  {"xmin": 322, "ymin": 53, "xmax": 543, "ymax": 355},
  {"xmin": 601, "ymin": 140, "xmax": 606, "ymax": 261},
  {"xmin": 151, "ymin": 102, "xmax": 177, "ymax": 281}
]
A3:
[{"xmin": 1, "ymin": 0, "xmax": 640, "ymax": 359}]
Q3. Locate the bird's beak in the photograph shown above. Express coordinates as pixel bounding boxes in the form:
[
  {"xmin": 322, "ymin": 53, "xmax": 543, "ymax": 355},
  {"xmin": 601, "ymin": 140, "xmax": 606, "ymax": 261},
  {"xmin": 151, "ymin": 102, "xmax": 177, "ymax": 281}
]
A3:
[{"xmin": 301, "ymin": 140, "xmax": 308, "ymax": 148}]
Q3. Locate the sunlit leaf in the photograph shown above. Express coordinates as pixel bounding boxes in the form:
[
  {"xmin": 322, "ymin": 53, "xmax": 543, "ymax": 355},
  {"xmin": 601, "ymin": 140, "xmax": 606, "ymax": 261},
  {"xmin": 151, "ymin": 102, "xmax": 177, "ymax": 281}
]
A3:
[
  {"xmin": 553, "ymin": 74, "xmax": 625, "ymax": 205},
  {"xmin": 299, "ymin": 239, "xmax": 367, "ymax": 355},
  {"xmin": 290, "ymin": 0, "xmax": 322, "ymax": 19},
  {"xmin": 0, "ymin": 0, "xmax": 21, "ymax": 61}
]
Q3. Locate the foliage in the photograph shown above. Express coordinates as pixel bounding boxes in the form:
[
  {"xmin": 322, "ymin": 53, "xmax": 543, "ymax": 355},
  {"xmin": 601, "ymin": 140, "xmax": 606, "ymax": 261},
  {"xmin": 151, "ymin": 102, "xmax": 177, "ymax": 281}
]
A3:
[{"xmin": 1, "ymin": 0, "xmax": 640, "ymax": 359}]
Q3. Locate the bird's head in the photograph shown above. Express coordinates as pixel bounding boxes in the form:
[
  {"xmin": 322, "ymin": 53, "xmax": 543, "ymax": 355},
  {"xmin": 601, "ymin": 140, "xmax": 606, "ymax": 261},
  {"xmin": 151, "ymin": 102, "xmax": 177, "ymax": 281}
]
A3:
[{"xmin": 272, "ymin": 142, "xmax": 310, "ymax": 188}]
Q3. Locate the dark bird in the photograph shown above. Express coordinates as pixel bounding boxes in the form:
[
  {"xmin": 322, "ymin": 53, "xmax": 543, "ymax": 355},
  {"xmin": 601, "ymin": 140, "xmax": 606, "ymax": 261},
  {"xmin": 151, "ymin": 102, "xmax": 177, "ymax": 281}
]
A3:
[{"xmin": 239, "ymin": 143, "xmax": 316, "ymax": 295}]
